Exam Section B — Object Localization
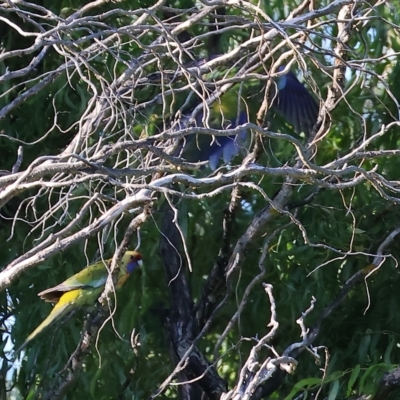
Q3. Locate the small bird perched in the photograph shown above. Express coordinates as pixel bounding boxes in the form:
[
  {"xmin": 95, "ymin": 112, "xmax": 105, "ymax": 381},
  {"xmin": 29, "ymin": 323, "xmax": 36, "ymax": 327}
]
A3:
[
  {"xmin": 17, "ymin": 250, "xmax": 142, "ymax": 352},
  {"xmin": 174, "ymin": 68, "xmax": 319, "ymax": 169}
]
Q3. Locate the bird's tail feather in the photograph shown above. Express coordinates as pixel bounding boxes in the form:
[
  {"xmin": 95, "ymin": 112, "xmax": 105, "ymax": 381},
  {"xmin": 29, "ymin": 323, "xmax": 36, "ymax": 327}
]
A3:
[{"xmin": 15, "ymin": 299, "xmax": 73, "ymax": 354}]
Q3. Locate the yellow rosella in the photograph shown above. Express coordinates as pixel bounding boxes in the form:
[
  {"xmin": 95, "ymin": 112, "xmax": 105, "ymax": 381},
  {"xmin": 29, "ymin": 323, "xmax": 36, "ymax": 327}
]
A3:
[{"xmin": 17, "ymin": 250, "xmax": 142, "ymax": 351}]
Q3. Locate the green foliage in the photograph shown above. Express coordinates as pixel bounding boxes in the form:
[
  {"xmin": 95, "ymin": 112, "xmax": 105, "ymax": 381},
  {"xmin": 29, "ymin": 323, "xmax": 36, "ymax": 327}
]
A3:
[{"xmin": 1, "ymin": 0, "xmax": 400, "ymax": 399}]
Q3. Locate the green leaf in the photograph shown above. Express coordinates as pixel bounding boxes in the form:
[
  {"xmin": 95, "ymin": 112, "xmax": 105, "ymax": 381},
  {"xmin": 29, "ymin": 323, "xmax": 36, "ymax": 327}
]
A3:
[
  {"xmin": 284, "ymin": 378, "xmax": 322, "ymax": 400},
  {"xmin": 346, "ymin": 364, "xmax": 361, "ymax": 396},
  {"xmin": 327, "ymin": 380, "xmax": 340, "ymax": 400}
]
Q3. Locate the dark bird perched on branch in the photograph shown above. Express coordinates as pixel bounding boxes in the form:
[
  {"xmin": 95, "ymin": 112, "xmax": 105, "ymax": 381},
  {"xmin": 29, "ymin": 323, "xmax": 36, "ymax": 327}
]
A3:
[
  {"xmin": 172, "ymin": 67, "xmax": 319, "ymax": 169},
  {"xmin": 158, "ymin": 6, "xmax": 319, "ymax": 169}
]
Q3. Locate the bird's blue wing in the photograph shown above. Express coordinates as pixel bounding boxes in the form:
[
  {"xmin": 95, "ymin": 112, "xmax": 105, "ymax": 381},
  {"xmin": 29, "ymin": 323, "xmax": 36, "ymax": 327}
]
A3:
[{"xmin": 275, "ymin": 70, "xmax": 319, "ymax": 136}]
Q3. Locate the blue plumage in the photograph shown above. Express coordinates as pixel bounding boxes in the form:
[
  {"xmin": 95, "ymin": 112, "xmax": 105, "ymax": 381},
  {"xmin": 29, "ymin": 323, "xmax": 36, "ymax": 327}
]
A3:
[
  {"xmin": 174, "ymin": 110, "xmax": 248, "ymax": 170},
  {"xmin": 275, "ymin": 68, "xmax": 319, "ymax": 136},
  {"xmin": 206, "ymin": 111, "xmax": 248, "ymax": 170}
]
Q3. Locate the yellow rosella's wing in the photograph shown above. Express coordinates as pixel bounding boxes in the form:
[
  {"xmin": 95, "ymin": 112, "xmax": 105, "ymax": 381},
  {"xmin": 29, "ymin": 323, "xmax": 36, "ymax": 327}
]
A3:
[
  {"xmin": 39, "ymin": 251, "xmax": 143, "ymax": 302},
  {"xmin": 38, "ymin": 260, "xmax": 109, "ymax": 302}
]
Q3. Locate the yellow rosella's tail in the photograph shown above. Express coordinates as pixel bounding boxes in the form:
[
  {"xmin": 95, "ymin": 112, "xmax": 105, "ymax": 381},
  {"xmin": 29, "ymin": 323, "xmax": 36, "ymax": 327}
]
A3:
[{"xmin": 16, "ymin": 289, "xmax": 81, "ymax": 353}]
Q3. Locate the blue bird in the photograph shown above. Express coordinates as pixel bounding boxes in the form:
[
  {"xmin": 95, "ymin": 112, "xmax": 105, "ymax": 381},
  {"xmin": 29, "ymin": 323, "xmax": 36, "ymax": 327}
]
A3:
[
  {"xmin": 174, "ymin": 106, "xmax": 248, "ymax": 171},
  {"xmin": 173, "ymin": 68, "xmax": 318, "ymax": 169}
]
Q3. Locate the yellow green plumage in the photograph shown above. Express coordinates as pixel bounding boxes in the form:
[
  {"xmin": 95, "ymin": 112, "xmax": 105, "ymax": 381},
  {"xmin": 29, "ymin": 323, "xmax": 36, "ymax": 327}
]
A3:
[{"xmin": 17, "ymin": 250, "xmax": 142, "ymax": 352}]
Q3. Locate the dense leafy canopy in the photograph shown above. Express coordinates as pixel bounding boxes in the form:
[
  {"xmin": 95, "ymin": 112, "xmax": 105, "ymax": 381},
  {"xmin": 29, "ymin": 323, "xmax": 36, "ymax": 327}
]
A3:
[{"xmin": 1, "ymin": 0, "xmax": 400, "ymax": 399}]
